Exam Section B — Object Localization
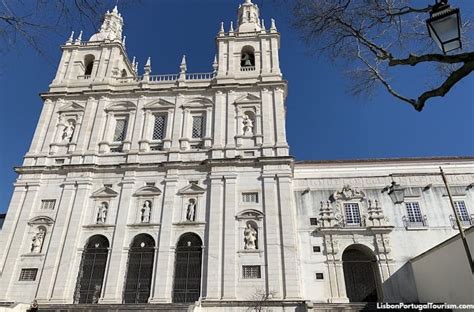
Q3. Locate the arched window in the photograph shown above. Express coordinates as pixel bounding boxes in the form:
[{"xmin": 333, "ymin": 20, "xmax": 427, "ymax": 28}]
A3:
[
  {"xmin": 121, "ymin": 69, "xmax": 127, "ymax": 77},
  {"xmin": 342, "ymin": 244, "xmax": 381, "ymax": 302},
  {"xmin": 173, "ymin": 233, "xmax": 202, "ymax": 303},
  {"xmin": 74, "ymin": 235, "xmax": 109, "ymax": 303},
  {"xmin": 84, "ymin": 55, "xmax": 95, "ymax": 76},
  {"xmin": 123, "ymin": 234, "xmax": 155, "ymax": 303},
  {"xmin": 240, "ymin": 46, "xmax": 255, "ymax": 70}
]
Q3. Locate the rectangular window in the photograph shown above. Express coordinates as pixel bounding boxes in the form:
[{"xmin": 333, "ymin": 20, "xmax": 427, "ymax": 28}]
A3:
[
  {"xmin": 19, "ymin": 268, "xmax": 38, "ymax": 281},
  {"xmin": 313, "ymin": 246, "xmax": 321, "ymax": 253},
  {"xmin": 191, "ymin": 115, "xmax": 205, "ymax": 139},
  {"xmin": 152, "ymin": 113, "xmax": 167, "ymax": 140},
  {"xmin": 405, "ymin": 202, "xmax": 423, "ymax": 223},
  {"xmin": 113, "ymin": 117, "xmax": 128, "ymax": 142},
  {"xmin": 242, "ymin": 265, "xmax": 261, "ymax": 279},
  {"xmin": 344, "ymin": 203, "xmax": 361, "ymax": 225},
  {"xmin": 454, "ymin": 201, "xmax": 470, "ymax": 222},
  {"xmin": 40, "ymin": 200, "xmax": 56, "ymax": 210},
  {"xmin": 315, "ymin": 273, "xmax": 324, "ymax": 280},
  {"xmin": 242, "ymin": 192, "xmax": 259, "ymax": 204}
]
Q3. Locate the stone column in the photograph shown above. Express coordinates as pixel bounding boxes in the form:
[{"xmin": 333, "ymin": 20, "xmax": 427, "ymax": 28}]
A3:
[
  {"xmin": 260, "ymin": 89, "xmax": 275, "ymax": 157},
  {"xmin": 87, "ymin": 97, "xmax": 108, "ymax": 156},
  {"xmin": 169, "ymin": 95, "xmax": 184, "ymax": 159},
  {"xmin": 26, "ymin": 99, "xmax": 55, "ymax": 157},
  {"xmin": 225, "ymin": 91, "xmax": 236, "ymax": 157},
  {"xmin": 273, "ymin": 88, "xmax": 288, "ymax": 156},
  {"xmin": 40, "ymin": 100, "xmax": 60, "ymax": 154},
  {"xmin": 211, "ymin": 91, "xmax": 225, "ymax": 158},
  {"xmin": 36, "ymin": 182, "xmax": 78, "ymax": 302},
  {"xmin": 203, "ymin": 175, "xmax": 224, "ymax": 299},
  {"xmin": 0, "ymin": 183, "xmax": 40, "ymax": 299},
  {"xmin": 101, "ymin": 175, "xmax": 135, "ymax": 303},
  {"xmin": 222, "ymin": 174, "xmax": 237, "ymax": 299},
  {"xmin": 150, "ymin": 171, "xmax": 178, "ymax": 303},
  {"xmin": 261, "ymin": 173, "xmax": 283, "ymax": 297},
  {"xmin": 48, "ymin": 179, "xmax": 92, "ymax": 302},
  {"xmin": 270, "ymin": 37, "xmax": 281, "ymax": 75},
  {"xmin": 276, "ymin": 174, "xmax": 301, "ymax": 299}
]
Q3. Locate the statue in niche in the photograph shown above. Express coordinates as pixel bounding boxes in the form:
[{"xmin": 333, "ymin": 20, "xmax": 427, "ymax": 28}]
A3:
[
  {"xmin": 31, "ymin": 228, "xmax": 46, "ymax": 253},
  {"xmin": 96, "ymin": 202, "xmax": 108, "ymax": 224},
  {"xmin": 62, "ymin": 120, "xmax": 75, "ymax": 142},
  {"xmin": 141, "ymin": 200, "xmax": 151, "ymax": 223},
  {"xmin": 244, "ymin": 223, "xmax": 257, "ymax": 250},
  {"xmin": 242, "ymin": 114, "xmax": 254, "ymax": 136},
  {"xmin": 186, "ymin": 199, "xmax": 196, "ymax": 222}
]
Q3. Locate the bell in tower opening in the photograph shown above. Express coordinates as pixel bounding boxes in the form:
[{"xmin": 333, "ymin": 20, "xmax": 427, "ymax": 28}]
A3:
[{"xmin": 241, "ymin": 46, "xmax": 255, "ymax": 68}]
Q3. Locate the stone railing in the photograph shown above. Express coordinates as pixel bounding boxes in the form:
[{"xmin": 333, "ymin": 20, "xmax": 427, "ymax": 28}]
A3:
[
  {"xmin": 402, "ymin": 215, "xmax": 428, "ymax": 229},
  {"xmin": 185, "ymin": 72, "xmax": 215, "ymax": 80},
  {"xmin": 449, "ymin": 214, "xmax": 474, "ymax": 229},
  {"xmin": 148, "ymin": 74, "xmax": 180, "ymax": 82},
  {"xmin": 240, "ymin": 66, "xmax": 256, "ymax": 72},
  {"xmin": 77, "ymin": 75, "xmax": 91, "ymax": 80}
]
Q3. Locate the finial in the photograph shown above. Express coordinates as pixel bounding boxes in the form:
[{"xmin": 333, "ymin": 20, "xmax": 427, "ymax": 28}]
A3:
[
  {"xmin": 144, "ymin": 57, "xmax": 152, "ymax": 75},
  {"xmin": 180, "ymin": 55, "xmax": 187, "ymax": 73},
  {"xmin": 270, "ymin": 18, "xmax": 277, "ymax": 31},
  {"xmin": 122, "ymin": 35, "xmax": 126, "ymax": 46},
  {"xmin": 67, "ymin": 31, "xmax": 74, "ymax": 44},
  {"xmin": 132, "ymin": 56, "xmax": 136, "ymax": 66},
  {"xmin": 145, "ymin": 57, "xmax": 151, "ymax": 67},
  {"xmin": 244, "ymin": 0, "xmax": 252, "ymax": 4},
  {"xmin": 135, "ymin": 62, "xmax": 138, "ymax": 73},
  {"xmin": 229, "ymin": 21, "xmax": 234, "ymax": 33},
  {"xmin": 212, "ymin": 55, "xmax": 218, "ymax": 74},
  {"xmin": 261, "ymin": 19, "xmax": 266, "ymax": 30},
  {"xmin": 219, "ymin": 22, "xmax": 224, "ymax": 34},
  {"xmin": 112, "ymin": 5, "xmax": 119, "ymax": 14},
  {"xmin": 75, "ymin": 30, "xmax": 83, "ymax": 43}
]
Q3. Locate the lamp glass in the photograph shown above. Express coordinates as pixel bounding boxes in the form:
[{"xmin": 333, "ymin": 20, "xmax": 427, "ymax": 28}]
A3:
[{"xmin": 427, "ymin": 8, "xmax": 461, "ymax": 53}]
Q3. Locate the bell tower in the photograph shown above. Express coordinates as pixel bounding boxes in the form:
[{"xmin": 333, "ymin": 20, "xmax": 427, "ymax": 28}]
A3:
[{"xmin": 215, "ymin": 0, "xmax": 281, "ymax": 83}]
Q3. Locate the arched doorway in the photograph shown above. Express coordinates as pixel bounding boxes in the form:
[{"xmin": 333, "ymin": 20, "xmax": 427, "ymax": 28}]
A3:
[
  {"xmin": 123, "ymin": 234, "xmax": 155, "ymax": 303},
  {"xmin": 342, "ymin": 244, "xmax": 381, "ymax": 302},
  {"xmin": 172, "ymin": 233, "xmax": 202, "ymax": 303},
  {"xmin": 74, "ymin": 235, "xmax": 109, "ymax": 303}
]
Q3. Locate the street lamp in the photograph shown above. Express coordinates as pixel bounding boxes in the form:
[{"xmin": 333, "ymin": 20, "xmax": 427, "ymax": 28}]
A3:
[
  {"xmin": 426, "ymin": 0, "xmax": 462, "ymax": 54},
  {"xmin": 387, "ymin": 181, "xmax": 405, "ymax": 204}
]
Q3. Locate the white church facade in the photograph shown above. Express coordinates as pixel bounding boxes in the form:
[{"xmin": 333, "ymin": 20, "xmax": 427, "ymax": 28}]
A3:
[{"xmin": 0, "ymin": 1, "xmax": 473, "ymax": 311}]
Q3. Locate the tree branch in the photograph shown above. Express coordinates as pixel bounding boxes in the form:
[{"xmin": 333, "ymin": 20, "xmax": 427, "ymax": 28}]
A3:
[
  {"xmin": 389, "ymin": 52, "xmax": 474, "ymax": 66},
  {"xmin": 415, "ymin": 61, "xmax": 474, "ymax": 111}
]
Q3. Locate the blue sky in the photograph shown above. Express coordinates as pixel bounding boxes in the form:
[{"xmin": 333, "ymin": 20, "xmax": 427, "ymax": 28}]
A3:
[{"xmin": 0, "ymin": 0, "xmax": 473, "ymax": 213}]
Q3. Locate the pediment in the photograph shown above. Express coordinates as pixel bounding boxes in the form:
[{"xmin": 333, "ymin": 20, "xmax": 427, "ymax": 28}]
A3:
[
  {"xmin": 236, "ymin": 209, "xmax": 264, "ymax": 220},
  {"xmin": 133, "ymin": 185, "xmax": 162, "ymax": 197},
  {"xmin": 28, "ymin": 216, "xmax": 54, "ymax": 225},
  {"xmin": 178, "ymin": 183, "xmax": 206, "ymax": 195},
  {"xmin": 91, "ymin": 186, "xmax": 119, "ymax": 198},
  {"xmin": 182, "ymin": 97, "xmax": 213, "ymax": 108},
  {"xmin": 331, "ymin": 185, "xmax": 365, "ymax": 202},
  {"xmin": 143, "ymin": 98, "xmax": 175, "ymax": 109},
  {"xmin": 234, "ymin": 93, "xmax": 261, "ymax": 104},
  {"xmin": 106, "ymin": 101, "xmax": 137, "ymax": 111},
  {"xmin": 58, "ymin": 101, "xmax": 85, "ymax": 113}
]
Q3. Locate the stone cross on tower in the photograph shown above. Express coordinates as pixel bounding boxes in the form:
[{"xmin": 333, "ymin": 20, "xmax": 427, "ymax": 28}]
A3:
[
  {"xmin": 237, "ymin": 0, "xmax": 261, "ymax": 32},
  {"xmin": 89, "ymin": 5, "xmax": 124, "ymax": 41}
]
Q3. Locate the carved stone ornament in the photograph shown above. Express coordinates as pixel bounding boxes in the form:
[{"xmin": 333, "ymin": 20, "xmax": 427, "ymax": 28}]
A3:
[{"xmin": 331, "ymin": 185, "xmax": 366, "ymax": 202}]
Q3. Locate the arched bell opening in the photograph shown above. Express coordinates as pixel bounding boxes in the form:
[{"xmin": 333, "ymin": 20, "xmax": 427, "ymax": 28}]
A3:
[
  {"xmin": 342, "ymin": 244, "xmax": 382, "ymax": 302},
  {"xmin": 123, "ymin": 234, "xmax": 156, "ymax": 303},
  {"xmin": 240, "ymin": 45, "xmax": 255, "ymax": 69},
  {"xmin": 84, "ymin": 54, "xmax": 95, "ymax": 76},
  {"xmin": 74, "ymin": 235, "xmax": 109, "ymax": 304},
  {"xmin": 172, "ymin": 233, "xmax": 203, "ymax": 303}
]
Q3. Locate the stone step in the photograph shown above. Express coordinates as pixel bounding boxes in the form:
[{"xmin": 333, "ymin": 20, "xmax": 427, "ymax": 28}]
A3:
[{"xmin": 37, "ymin": 303, "xmax": 193, "ymax": 312}]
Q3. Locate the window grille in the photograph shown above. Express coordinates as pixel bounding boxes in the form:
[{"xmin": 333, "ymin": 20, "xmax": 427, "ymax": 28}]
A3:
[
  {"xmin": 405, "ymin": 202, "xmax": 423, "ymax": 223},
  {"xmin": 191, "ymin": 115, "xmax": 205, "ymax": 139},
  {"xmin": 242, "ymin": 192, "xmax": 258, "ymax": 203},
  {"xmin": 113, "ymin": 118, "xmax": 128, "ymax": 142},
  {"xmin": 310, "ymin": 218, "xmax": 318, "ymax": 226},
  {"xmin": 19, "ymin": 268, "xmax": 38, "ymax": 281},
  {"xmin": 454, "ymin": 201, "xmax": 470, "ymax": 222},
  {"xmin": 41, "ymin": 200, "xmax": 56, "ymax": 210},
  {"xmin": 344, "ymin": 203, "xmax": 361, "ymax": 225},
  {"xmin": 242, "ymin": 265, "xmax": 261, "ymax": 279},
  {"xmin": 152, "ymin": 114, "xmax": 167, "ymax": 140}
]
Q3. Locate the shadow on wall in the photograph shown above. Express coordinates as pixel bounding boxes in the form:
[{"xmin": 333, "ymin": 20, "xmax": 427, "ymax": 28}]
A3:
[{"xmin": 382, "ymin": 262, "xmax": 419, "ymax": 303}]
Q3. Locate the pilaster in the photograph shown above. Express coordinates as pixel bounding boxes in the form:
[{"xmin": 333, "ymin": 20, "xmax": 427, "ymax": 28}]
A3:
[{"xmin": 222, "ymin": 174, "xmax": 237, "ymax": 299}]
